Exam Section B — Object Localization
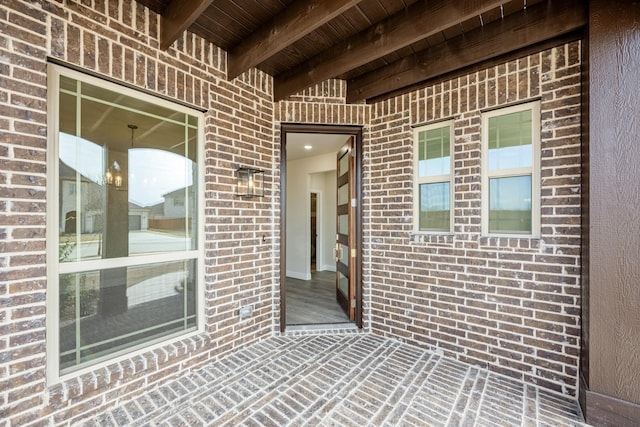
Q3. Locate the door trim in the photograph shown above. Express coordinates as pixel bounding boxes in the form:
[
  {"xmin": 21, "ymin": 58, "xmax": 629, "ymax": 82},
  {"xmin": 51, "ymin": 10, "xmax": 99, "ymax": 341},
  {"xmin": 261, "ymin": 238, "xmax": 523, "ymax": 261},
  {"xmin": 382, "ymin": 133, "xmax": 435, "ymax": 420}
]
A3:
[
  {"xmin": 309, "ymin": 190, "xmax": 322, "ymax": 272},
  {"xmin": 280, "ymin": 123, "xmax": 363, "ymax": 332}
]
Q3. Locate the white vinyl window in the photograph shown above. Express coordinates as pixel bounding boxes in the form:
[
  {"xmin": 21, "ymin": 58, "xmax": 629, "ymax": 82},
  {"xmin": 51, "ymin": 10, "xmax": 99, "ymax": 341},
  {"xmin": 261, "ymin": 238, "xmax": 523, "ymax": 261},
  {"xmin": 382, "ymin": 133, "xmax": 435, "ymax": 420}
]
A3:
[
  {"xmin": 482, "ymin": 101, "xmax": 540, "ymax": 237},
  {"xmin": 413, "ymin": 121, "xmax": 454, "ymax": 232},
  {"xmin": 46, "ymin": 64, "xmax": 204, "ymax": 381}
]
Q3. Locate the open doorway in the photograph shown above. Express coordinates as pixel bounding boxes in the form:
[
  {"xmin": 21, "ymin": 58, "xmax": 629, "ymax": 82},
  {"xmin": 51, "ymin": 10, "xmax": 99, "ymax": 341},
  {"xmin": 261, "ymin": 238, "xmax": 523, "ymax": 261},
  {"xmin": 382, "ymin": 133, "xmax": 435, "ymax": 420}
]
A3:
[{"xmin": 280, "ymin": 124, "xmax": 363, "ymax": 331}]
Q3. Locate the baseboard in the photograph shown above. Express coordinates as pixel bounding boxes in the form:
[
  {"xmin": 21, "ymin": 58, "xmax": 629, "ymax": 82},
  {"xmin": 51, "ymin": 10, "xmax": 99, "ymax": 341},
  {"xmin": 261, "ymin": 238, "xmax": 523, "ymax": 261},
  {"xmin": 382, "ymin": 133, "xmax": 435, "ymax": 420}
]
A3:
[
  {"xmin": 581, "ymin": 379, "xmax": 640, "ymax": 427},
  {"xmin": 286, "ymin": 270, "xmax": 311, "ymax": 280},
  {"xmin": 319, "ymin": 264, "xmax": 336, "ymax": 272}
]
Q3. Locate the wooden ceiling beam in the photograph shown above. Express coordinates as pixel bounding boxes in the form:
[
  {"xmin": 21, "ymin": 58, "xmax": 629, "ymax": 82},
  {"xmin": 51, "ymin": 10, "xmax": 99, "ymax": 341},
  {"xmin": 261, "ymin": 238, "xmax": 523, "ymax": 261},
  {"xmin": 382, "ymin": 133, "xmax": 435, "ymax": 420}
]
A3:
[
  {"xmin": 368, "ymin": 30, "xmax": 584, "ymax": 104},
  {"xmin": 160, "ymin": 0, "xmax": 214, "ymax": 50},
  {"xmin": 227, "ymin": 0, "xmax": 363, "ymax": 80},
  {"xmin": 347, "ymin": 0, "xmax": 587, "ymax": 103},
  {"xmin": 273, "ymin": 0, "xmax": 504, "ymax": 101}
]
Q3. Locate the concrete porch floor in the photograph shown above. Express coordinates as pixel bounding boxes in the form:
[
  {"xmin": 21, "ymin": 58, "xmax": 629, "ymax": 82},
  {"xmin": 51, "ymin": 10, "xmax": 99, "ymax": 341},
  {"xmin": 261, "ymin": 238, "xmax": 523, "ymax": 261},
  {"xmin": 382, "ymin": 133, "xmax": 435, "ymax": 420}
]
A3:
[{"xmin": 86, "ymin": 334, "xmax": 587, "ymax": 426}]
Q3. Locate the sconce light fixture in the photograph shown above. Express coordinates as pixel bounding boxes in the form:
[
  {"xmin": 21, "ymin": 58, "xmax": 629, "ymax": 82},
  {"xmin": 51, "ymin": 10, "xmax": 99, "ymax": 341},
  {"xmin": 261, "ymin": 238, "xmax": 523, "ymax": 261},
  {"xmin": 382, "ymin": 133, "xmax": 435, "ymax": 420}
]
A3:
[{"xmin": 236, "ymin": 167, "xmax": 264, "ymax": 198}]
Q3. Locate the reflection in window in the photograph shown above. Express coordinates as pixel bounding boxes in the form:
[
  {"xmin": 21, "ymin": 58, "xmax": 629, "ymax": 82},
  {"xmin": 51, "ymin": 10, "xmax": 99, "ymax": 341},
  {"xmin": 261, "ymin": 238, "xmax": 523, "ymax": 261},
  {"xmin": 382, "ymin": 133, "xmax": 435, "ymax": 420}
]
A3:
[
  {"xmin": 489, "ymin": 176, "xmax": 532, "ymax": 233},
  {"xmin": 59, "ymin": 260, "xmax": 197, "ymax": 371},
  {"xmin": 59, "ymin": 146, "xmax": 197, "ymax": 260},
  {"xmin": 483, "ymin": 102, "xmax": 539, "ymax": 236},
  {"xmin": 418, "ymin": 126, "xmax": 450, "ymax": 177},
  {"xmin": 488, "ymin": 109, "xmax": 533, "ymax": 170},
  {"xmin": 414, "ymin": 123, "xmax": 453, "ymax": 232},
  {"xmin": 419, "ymin": 182, "xmax": 450, "ymax": 231},
  {"xmin": 53, "ymin": 66, "xmax": 201, "ymax": 375}
]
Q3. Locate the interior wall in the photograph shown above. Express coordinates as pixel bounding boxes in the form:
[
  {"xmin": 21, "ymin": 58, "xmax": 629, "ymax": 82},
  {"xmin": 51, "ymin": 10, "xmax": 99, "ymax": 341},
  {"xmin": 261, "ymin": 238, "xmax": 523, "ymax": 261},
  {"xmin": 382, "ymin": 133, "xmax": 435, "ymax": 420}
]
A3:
[
  {"xmin": 320, "ymin": 171, "xmax": 337, "ymax": 271},
  {"xmin": 309, "ymin": 171, "xmax": 337, "ymax": 272},
  {"xmin": 310, "ymin": 171, "xmax": 336, "ymax": 271},
  {"xmin": 285, "ymin": 152, "xmax": 335, "ymax": 279}
]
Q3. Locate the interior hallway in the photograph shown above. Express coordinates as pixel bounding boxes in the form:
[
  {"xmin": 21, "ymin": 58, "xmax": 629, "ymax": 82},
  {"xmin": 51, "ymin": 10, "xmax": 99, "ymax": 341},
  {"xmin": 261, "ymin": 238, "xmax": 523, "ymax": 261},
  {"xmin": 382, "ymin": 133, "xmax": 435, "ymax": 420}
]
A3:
[{"xmin": 286, "ymin": 271, "xmax": 350, "ymax": 325}]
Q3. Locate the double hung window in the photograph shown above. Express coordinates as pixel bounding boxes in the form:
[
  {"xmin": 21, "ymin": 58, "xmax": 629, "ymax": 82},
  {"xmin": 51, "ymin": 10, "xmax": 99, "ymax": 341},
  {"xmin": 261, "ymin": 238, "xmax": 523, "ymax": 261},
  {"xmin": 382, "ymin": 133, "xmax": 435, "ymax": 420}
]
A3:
[
  {"xmin": 482, "ymin": 101, "xmax": 540, "ymax": 237},
  {"xmin": 47, "ymin": 64, "xmax": 203, "ymax": 379},
  {"xmin": 413, "ymin": 122, "xmax": 453, "ymax": 232}
]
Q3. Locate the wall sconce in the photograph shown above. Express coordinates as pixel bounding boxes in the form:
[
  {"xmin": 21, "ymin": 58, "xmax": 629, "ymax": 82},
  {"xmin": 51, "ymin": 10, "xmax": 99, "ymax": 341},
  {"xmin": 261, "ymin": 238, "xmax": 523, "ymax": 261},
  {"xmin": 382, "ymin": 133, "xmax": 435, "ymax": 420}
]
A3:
[{"xmin": 236, "ymin": 167, "xmax": 264, "ymax": 198}]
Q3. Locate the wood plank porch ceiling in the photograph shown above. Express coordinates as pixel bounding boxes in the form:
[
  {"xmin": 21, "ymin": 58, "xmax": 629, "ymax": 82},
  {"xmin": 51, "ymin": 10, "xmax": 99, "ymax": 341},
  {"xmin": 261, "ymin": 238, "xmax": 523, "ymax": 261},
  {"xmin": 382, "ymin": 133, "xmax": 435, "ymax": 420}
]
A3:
[{"xmin": 137, "ymin": 0, "xmax": 587, "ymax": 103}]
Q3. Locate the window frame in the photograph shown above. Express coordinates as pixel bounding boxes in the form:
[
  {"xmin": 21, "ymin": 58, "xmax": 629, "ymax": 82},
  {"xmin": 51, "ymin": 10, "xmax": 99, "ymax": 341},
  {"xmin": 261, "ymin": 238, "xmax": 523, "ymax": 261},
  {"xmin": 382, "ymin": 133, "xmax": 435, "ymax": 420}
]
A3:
[
  {"xmin": 46, "ymin": 63, "xmax": 205, "ymax": 385},
  {"xmin": 481, "ymin": 100, "xmax": 541, "ymax": 238},
  {"xmin": 413, "ymin": 120, "xmax": 454, "ymax": 234}
]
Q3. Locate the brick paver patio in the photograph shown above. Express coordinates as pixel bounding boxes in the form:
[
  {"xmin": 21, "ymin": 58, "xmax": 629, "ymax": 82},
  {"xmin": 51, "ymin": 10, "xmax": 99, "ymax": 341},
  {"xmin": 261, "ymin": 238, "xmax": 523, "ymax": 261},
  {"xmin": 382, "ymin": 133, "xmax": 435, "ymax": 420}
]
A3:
[{"xmin": 86, "ymin": 334, "xmax": 587, "ymax": 426}]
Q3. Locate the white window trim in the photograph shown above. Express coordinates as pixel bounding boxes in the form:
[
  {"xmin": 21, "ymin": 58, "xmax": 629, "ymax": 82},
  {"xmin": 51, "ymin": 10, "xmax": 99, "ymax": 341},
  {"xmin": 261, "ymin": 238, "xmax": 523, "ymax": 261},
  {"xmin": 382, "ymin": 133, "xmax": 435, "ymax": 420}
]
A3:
[
  {"xmin": 46, "ymin": 63, "xmax": 206, "ymax": 385},
  {"xmin": 481, "ymin": 100, "xmax": 541, "ymax": 238},
  {"xmin": 413, "ymin": 120, "xmax": 454, "ymax": 233}
]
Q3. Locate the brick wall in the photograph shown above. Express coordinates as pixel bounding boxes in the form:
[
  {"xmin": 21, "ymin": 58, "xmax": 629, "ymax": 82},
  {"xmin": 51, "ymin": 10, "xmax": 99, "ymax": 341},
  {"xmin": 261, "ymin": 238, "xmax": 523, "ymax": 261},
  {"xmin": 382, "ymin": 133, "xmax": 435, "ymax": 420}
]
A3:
[
  {"xmin": 366, "ymin": 43, "xmax": 582, "ymax": 396},
  {"xmin": 274, "ymin": 79, "xmax": 371, "ymax": 329},
  {"xmin": 0, "ymin": 0, "xmax": 584, "ymax": 423},
  {"xmin": 0, "ymin": 1, "xmax": 275, "ymax": 424},
  {"xmin": 275, "ymin": 48, "xmax": 583, "ymax": 397}
]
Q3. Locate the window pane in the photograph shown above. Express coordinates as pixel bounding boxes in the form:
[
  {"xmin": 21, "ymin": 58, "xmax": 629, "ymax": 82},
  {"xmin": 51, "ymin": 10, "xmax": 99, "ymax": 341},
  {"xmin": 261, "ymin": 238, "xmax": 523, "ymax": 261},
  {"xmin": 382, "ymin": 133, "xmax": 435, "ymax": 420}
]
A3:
[
  {"xmin": 339, "ymin": 151, "xmax": 348, "ymax": 175},
  {"xmin": 59, "ymin": 259, "xmax": 197, "ymax": 372},
  {"xmin": 338, "ymin": 272, "xmax": 348, "ymax": 297},
  {"xmin": 55, "ymin": 68, "xmax": 201, "ymax": 376},
  {"xmin": 338, "ymin": 214, "xmax": 348, "ymax": 235},
  {"xmin": 419, "ymin": 182, "xmax": 450, "ymax": 231},
  {"xmin": 418, "ymin": 126, "xmax": 450, "ymax": 177},
  {"xmin": 129, "ymin": 148, "xmax": 197, "ymax": 254},
  {"xmin": 338, "ymin": 183, "xmax": 348, "ymax": 205},
  {"xmin": 58, "ymin": 77, "xmax": 198, "ymax": 262},
  {"xmin": 340, "ymin": 243, "xmax": 349, "ymax": 267},
  {"xmin": 488, "ymin": 109, "xmax": 533, "ymax": 170},
  {"xmin": 58, "ymin": 137, "xmax": 105, "ymax": 262},
  {"xmin": 489, "ymin": 175, "xmax": 532, "ymax": 234}
]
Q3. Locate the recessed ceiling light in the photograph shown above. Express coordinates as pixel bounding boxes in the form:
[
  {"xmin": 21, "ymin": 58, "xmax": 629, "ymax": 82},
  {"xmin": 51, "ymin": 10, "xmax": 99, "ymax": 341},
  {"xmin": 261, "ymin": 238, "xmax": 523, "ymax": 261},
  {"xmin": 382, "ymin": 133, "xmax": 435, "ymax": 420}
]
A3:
[{"xmin": 304, "ymin": 145, "xmax": 312, "ymax": 150}]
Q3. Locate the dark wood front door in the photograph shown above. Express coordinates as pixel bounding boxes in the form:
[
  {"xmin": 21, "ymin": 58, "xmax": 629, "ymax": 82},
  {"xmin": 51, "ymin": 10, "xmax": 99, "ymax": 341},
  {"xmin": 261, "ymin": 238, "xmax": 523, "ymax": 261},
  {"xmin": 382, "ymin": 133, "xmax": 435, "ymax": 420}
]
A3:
[
  {"xmin": 335, "ymin": 137, "xmax": 355, "ymax": 320},
  {"xmin": 280, "ymin": 123, "xmax": 363, "ymax": 332}
]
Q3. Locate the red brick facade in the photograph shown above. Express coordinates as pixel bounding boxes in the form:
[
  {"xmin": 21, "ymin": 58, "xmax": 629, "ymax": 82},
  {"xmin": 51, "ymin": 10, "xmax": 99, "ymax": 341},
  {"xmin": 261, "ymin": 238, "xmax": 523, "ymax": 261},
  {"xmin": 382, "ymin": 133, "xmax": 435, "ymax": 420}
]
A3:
[
  {"xmin": 0, "ymin": 0, "xmax": 581, "ymax": 423},
  {"xmin": 366, "ymin": 45, "xmax": 582, "ymax": 396},
  {"xmin": 2, "ymin": 1, "xmax": 274, "ymax": 424}
]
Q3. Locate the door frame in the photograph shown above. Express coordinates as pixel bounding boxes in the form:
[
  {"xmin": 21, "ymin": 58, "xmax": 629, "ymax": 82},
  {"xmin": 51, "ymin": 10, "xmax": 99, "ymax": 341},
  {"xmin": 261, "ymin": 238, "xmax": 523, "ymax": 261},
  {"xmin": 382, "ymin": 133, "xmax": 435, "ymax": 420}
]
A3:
[
  {"xmin": 280, "ymin": 123, "xmax": 363, "ymax": 332},
  {"xmin": 309, "ymin": 189, "xmax": 322, "ymax": 272}
]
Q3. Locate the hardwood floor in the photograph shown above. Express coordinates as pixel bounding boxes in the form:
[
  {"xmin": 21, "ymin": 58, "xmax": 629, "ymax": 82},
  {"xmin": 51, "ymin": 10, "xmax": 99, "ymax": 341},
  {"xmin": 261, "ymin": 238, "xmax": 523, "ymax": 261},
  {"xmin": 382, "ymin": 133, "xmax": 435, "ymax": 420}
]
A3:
[{"xmin": 286, "ymin": 270, "xmax": 350, "ymax": 325}]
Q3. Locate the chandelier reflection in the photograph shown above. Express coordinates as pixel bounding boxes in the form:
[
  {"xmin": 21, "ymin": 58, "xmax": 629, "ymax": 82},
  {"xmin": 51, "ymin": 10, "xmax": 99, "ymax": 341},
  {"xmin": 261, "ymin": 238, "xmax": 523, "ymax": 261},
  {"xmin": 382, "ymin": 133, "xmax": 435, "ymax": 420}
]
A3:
[
  {"xmin": 104, "ymin": 124, "xmax": 136, "ymax": 189},
  {"xmin": 105, "ymin": 161, "xmax": 123, "ymax": 188}
]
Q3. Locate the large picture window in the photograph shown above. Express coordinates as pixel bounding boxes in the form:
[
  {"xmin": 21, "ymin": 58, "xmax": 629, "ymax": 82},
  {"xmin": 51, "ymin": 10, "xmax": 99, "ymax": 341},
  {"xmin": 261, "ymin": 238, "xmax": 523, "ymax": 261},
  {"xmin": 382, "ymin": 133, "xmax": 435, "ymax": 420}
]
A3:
[
  {"xmin": 413, "ymin": 121, "xmax": 453, "ymax": 232},
  {"xmin": 482, "ymin": 101, "xmax": 540, "ymax": 237},
  {"xmin": 47, "ymin": 64, "xmax": 203, "ymax": 378}
]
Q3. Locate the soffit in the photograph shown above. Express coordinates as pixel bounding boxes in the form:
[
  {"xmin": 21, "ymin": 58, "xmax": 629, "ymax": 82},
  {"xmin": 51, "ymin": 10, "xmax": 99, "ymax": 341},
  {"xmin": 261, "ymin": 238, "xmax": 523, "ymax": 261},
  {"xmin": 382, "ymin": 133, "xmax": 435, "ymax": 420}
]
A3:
[{"xmin": 135, "ymin": 0, "xmax": 587, "ymax": 103}]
